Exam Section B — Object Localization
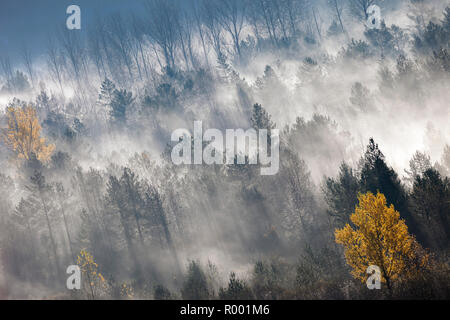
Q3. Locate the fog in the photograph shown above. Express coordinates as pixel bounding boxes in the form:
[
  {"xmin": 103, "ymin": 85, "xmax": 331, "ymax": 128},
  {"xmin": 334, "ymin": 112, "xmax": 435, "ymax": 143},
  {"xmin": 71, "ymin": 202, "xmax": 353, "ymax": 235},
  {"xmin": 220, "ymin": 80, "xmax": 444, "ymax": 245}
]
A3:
[{"xmin": 0, "ymin": 0, "xmax": 449, "ymax": 299}]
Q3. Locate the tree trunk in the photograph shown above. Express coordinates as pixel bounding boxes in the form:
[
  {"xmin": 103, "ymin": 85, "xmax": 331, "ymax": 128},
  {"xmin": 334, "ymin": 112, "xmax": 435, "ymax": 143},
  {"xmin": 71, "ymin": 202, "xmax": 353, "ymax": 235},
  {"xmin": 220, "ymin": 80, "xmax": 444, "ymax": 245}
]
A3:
[{"xmin": 39, "ymin": 191, "xmax": 61, "ymax": 281}]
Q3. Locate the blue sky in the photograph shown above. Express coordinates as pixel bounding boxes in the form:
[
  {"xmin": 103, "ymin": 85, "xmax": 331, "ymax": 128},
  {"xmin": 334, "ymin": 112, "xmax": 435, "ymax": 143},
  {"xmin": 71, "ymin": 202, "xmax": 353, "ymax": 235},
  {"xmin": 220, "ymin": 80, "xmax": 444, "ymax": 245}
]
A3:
[{"xmin": 0, "ymin": 0, "xmax": 147, "ymax": 65}]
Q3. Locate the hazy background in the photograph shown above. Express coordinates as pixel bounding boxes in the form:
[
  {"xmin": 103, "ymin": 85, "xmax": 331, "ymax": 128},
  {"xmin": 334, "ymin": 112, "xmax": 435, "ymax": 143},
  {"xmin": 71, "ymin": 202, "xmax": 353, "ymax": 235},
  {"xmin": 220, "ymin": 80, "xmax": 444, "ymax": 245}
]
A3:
[{"xmin": 0, "ymin": 0, "xmax": 449, "ymax": 299}]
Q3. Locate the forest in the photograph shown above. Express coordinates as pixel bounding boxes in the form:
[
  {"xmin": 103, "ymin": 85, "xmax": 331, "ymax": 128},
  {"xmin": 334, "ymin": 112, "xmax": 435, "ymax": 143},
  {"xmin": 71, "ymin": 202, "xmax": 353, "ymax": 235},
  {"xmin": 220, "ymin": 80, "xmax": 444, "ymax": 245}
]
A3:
[{"xmin": 0, "ymin": 0, "xmax": 449, "ymax": 299}]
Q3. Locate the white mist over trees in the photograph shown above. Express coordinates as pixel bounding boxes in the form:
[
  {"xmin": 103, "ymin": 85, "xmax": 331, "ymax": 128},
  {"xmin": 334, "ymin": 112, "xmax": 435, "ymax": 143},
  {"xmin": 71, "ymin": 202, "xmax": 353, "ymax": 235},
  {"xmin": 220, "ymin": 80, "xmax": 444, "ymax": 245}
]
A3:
[{"xmin": 0, "ymin": 0, "xmax": 449, "ymax": 299}]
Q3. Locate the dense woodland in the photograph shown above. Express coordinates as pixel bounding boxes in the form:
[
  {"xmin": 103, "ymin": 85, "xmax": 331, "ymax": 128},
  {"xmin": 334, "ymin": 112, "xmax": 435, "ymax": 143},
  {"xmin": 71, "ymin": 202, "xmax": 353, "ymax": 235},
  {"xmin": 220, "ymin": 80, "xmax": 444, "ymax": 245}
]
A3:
[{"xmin": 0, "ymin": 0, "xmax": 449, "ymax": 299}]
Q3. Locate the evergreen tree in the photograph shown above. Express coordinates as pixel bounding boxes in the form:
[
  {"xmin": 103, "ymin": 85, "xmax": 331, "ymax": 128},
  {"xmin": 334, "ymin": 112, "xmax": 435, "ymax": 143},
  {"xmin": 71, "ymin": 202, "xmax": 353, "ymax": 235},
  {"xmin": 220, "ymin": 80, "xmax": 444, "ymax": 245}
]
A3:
[
  {"xmin": 219, "ymin": 272, "xmax": 254, "ymax": 300},
  {"xmin": 349, "ymin": 82, "xmax": 372, "ymax": 111},
  {"xmin": 120, "ymin": 168, "xmax": 146, "ymax": 246},
  {"xmin": 324, "ymin": 162, "xmax": 359, "ymax": 226},
  {"xmin": 181, "ymin": 261, "xmax": 210, "ymax": 300},
  {"xmin": 98, "ymin": 78, "xmax": 116, "ymax": 107},
  {"xmin": 443, "ymin": 6, "xmax": 450, "ymax": 32},
  {"xmin": 26, "ymin": 171, "xmax": 62, "ymax": 281},
  {"xmin": 250, "ymin": 103, "xmax": 275, "ymax": 131},
  {"xmin": 105, "ymin": 174, "xmax": 143, "ymax": 281},
  {"xmin": 359, "ymin": 138, "xmax": 419, "ymax": 238},
  {"xmin": 410, "ymin": 168, "xmax": 450, "ymax": 250},
  {"xmin": 110, "ymin": 89, "xmax": 134, "ymax": 125}
]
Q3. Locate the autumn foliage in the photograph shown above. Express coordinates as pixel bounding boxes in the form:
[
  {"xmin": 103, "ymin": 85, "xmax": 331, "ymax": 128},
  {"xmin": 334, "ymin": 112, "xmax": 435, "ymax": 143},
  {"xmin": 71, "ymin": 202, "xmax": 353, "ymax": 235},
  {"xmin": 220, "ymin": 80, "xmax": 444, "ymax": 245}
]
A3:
[
  {"xmin": 335, "ymin": 192, "xmax": 430, "ymax": 289},
  {"xmin": 77, "ymin": 249, "xmax": 107, "ymax": 299},
  {"xmin": 1, "ymin": 105, "xmax": 55, "ymax": 163}
]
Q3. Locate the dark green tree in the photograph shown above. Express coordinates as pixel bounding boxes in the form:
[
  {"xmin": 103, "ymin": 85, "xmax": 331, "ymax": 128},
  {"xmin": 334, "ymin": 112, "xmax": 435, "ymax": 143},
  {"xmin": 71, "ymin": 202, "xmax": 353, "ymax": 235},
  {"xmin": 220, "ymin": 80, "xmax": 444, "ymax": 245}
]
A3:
[
  {"xmin": 219, "ymin": 272, "xmax": 254, "ymax": 300},
  {"xmin": 105, "ymin": 174, "xmax": 143, "ymax": 281},
  {"xmin": 250, "ymin": 103, "xmax": 275, "ymax": 131},
  {"xmin": 181, "ymin": 261, "xmax": 210, "ymax": 300},
  {"xmin": 110, "ymin": 89, "xmax": 134, "ymax": 125},
  {"xmin": 359, "ymin": 138, "xmax": 418, "ymax": 237},
  {"xmin": 323, "ymin": 162, "xmax": 359, "ymax": 226},
  {"xmin": 410, "ymin": 168, "xmax": 450, "ymax": 250},
  {"xmin": 27, "ymin": 171, "xmax": 62, "ymax": 281},
  {"xmin": 98, "ymin": 78, "xmax": 116, "ymax": 107}
]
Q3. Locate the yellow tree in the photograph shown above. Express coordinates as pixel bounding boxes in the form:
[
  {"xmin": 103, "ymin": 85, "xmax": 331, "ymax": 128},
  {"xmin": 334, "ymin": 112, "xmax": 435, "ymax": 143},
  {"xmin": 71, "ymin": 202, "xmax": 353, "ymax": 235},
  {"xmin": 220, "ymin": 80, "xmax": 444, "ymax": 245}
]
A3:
[
  {"xmin": 335, "ymin": 192, "xmax": 429, "ymax": 291},
  {"xmin": 1, "ymin": 105, "xmax": 55, "ymax": 163},
  {"xmin": 77, "ymin": 249, "xmax": 107, "ymax": 299}
]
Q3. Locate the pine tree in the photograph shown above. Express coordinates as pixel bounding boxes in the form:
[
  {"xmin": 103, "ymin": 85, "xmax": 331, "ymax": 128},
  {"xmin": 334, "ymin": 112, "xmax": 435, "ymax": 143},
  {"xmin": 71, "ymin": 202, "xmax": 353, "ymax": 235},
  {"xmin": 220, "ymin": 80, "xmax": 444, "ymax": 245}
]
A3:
[
  {"xmin": 410, "ymin": 168, "xmax": 450, "ymax": 250},
  {"xmin": 105, "ymin": 174, "xmax": 143, "ymax": 281},
  {"xmin": 181, "ymin": 261, "xmax": 210, "ymax": 300},
  {"xmin": 54, "ymin": 183, "xmax": 75, "ymax": 261},
  {"xmin": 443, "ymin": 6, "xmax": 450, "ymax": 32},
  {"xmin": 219, "ymin": 272, "xmax": 254, "ymax": 300},
  {"xmin": 324, "ymin": 162, "xmax": 359, "ymax": 226},
  {"xmin": 120, "ymin": 168, "xmax": 146, "ymax": 246},
  {"xmin": 145, "ymin": 183, "xmax": 181, "ymax": 274},
  {"xmin": 98, "ymin": 78, "xmax": 116, "ymax": 107},
  {"xmin": 349, "ymin": 82, "xmax": 372, "ymax": 111},
  {"xmin": 250, "ymin": 103, "xmax": 275, "ymax": 131},
  {"xmin": 359, "ymin": 138, "xmax": 416, "ymax": 235},
  {"xmin": 27, "ymin": 171, "xmax": 62, "ymax": 281},
  {"xmin": 110, "ymin": 89, "xmax": 134, "ymax": 125}
]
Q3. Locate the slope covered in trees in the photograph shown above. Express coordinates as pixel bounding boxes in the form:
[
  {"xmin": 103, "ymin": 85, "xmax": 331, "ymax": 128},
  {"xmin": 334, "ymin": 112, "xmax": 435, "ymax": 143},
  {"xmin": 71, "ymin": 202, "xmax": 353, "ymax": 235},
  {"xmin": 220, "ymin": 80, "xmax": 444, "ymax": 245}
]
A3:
[{"xmin": 0, "ymin": 0, "xmax": 449, "ymax": 299}]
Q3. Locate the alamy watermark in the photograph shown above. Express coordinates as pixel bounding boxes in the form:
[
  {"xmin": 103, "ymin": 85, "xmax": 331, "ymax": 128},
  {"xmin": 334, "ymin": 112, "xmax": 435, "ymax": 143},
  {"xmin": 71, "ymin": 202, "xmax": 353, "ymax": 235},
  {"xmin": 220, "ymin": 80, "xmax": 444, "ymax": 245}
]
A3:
[
  {"xmin": 66, "ymin": 265, "xmax": 81, "ymax": 290},
  {"xmin": 170, "ymin": 121, "xmax": 280, "ymax": 176},
  {"xmin": 366, "ymin": 5, "xmax": 381, "ymax": 29},
  {"xmin": 65, "ymin": 4, "xmax": 380, "ymax": 31},
  {"xmin": 66, "ymin": 5, "xmax": 81, "ymax": 30},
  {"xmin": 366, "ymin": 265, "xmax": 381, "ymax": 289}
]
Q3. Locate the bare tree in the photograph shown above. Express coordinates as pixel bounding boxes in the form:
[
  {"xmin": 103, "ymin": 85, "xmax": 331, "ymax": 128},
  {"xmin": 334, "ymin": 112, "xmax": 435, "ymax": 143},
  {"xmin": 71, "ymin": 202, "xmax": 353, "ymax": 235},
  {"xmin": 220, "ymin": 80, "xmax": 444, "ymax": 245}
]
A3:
[
  {"xmin": 330, "ymin": 0, "xmax": 346, "ymax": 33},
  {"xmin": 177, "ymin": 12, "xmax": 198, "ymax": 70},
  {"xmin": 96, "ymin": 18, "xmax": 119, "ymax": 81},
  {"xmin": 312, "ymin": 5, "xmax": 322, "ymax": 41},
  {"xmin": 46, "ymin": 37, "xmax": 65, "ymax": 96},
  {"xmin": 285, "ymin": 0, "xmax": 301, "ymax": 38},
  {"xmin": 255, "ymin": 0, "xmax": 279, "ymax": 46},
  {"xmin": 201, "ymin": 0, "xmax": 224, "ymax": 59},
  {"xmin": 144, "ymin": 0, "xmax": 180, "ymax": 69},
  {"xmin": 348, "ymin": 0, "xmax": 380, "ymax": 20},
  {"xmin": 176, "ymin": 12, "xmax": 192, "ymax": 70},
  {"xmin": 272, "ymin": 0, "xmax": 289, "ymax": 40},
  {"xmin": 58, "ymin": 28, "xmax": 88, "ymax": 84},
  {"xmin": 193, "ymin": 0, "xmax": 211, "ymax": 68},
  {"xmin": 247, "ymin": 1, "xmax": 263, "ymax": 43},
  {"xmin": 108, "ymin": 13, "xmax": 134, "ymax": 80},
  {"xmin": 88, "ymin": 18, "xmax": 108, "ymax": 80},
  {"xmin": 215, "ymin": 0, "xmax": 247, "ymax": 58},
  {"xmin": 0, "ymin": 54, "xmax": 13, "ymax": 82},
  {"xmin": 21, "ymin": 47, "xmax": 35, "ymax": 86},
  {"xmin": 131, "ymin": 14, "xmax": 151, "ymax": 80}
]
